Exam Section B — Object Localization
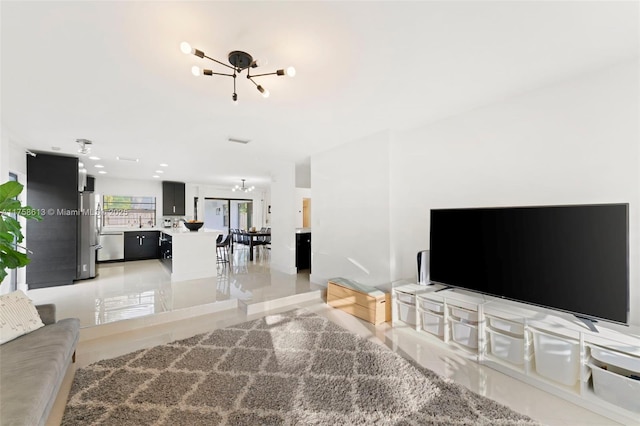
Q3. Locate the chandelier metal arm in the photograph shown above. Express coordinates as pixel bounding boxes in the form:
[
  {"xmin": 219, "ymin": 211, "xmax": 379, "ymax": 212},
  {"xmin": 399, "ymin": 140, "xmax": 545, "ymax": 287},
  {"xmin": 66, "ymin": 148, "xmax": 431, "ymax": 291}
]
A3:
[
  {"xmin": 202, "ymin": 54, "xmax": 236, "ymax": 71},
  {"xmin": 248, "ymin": 71, "xmax": 283, "ymax": 78},
  {"xmin": 203, "ymin": 69, "xmax": 235, "ymax": 78}
]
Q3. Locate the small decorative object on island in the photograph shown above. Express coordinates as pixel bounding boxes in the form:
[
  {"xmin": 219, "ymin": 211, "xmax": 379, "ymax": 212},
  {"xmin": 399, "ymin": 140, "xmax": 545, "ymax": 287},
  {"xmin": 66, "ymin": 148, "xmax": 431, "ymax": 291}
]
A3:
[
  {"xmin": 183, "ymin": 220, "xmax": 204, "ymax": 232},
  {"xmin": 0, "ymin": 181, "xmax": 42, "ymax": 283}
]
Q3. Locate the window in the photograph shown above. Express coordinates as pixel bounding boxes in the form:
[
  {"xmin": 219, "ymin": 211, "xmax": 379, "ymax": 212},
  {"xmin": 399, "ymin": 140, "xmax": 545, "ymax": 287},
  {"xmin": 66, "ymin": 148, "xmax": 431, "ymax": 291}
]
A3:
[{"xmin": 102, "ymin": 195, "xmax": 156, "ymax": 227}]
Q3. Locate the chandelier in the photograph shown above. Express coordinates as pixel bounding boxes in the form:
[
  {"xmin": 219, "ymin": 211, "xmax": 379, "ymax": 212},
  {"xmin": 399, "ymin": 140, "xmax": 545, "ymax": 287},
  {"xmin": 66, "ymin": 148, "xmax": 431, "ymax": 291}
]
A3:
[
  {"xmin": 180, "ymin": 42, "xmax": 295, "ymax": 104},
  {"xmin": 232, "ymin": 179, "xmax": 255, "ymax": 193}
]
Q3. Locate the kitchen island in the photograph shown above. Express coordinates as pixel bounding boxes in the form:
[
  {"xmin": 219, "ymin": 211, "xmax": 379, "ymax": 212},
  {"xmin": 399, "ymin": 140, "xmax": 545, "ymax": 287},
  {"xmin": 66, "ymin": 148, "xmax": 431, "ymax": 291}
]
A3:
[{"xmin": 160, "ymin": 228, "xmax": 221, "ymax": 282}]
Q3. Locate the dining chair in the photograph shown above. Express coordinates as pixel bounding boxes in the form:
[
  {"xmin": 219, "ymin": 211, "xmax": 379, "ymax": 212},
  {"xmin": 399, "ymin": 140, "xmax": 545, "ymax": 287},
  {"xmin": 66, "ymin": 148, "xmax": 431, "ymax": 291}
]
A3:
[{"xmin": 216, "ymin": 234, "xmax": 232, "ymax": 265}]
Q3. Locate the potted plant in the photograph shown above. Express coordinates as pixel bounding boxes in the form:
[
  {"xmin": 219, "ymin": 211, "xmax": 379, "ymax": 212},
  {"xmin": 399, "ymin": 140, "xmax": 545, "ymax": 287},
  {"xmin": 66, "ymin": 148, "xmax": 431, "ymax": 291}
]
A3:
[{"xmin": 0, "ymin": 181, "xmax": 42, "ymax": 283}]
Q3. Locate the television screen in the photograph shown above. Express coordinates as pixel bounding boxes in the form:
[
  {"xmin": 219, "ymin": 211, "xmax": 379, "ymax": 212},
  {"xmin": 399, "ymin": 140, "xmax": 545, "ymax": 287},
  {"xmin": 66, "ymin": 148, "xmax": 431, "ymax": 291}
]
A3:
[{"xmin": 429, "ymin": 204, "xmax": 629, "ymax": 324}]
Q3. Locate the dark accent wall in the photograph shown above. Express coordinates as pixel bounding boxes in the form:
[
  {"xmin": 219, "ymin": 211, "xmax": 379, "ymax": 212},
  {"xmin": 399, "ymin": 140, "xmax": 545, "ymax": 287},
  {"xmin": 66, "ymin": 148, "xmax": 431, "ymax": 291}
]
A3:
[{"xmin": 26, "ymin": 153, "xmax": 79, "ymax": 288}]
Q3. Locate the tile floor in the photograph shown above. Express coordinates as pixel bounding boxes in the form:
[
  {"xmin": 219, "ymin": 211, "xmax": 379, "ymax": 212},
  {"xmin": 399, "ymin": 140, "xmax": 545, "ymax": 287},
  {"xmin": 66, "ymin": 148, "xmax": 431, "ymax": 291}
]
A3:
[
  {"xmin": 29, "ymin": 249, "xmax": 621, "ymax": 426},
  {"xmin": 28, "ymin": 247, "xmax": 316, "ymax": 328}
]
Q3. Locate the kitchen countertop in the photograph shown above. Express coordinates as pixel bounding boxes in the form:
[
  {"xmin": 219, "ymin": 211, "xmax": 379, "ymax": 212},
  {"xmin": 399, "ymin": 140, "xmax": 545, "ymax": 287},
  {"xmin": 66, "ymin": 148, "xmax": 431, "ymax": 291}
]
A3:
[
  {"xmin": 101, "ymin": 227, "xmax": 222, "ymax": 236},
  {"xmin": 296, "ymin": 227, "xmax": 312, "ymax": 234},
  {"xmin": 160, "ymin": 228, "xmax": 221, "ymax": 236}
]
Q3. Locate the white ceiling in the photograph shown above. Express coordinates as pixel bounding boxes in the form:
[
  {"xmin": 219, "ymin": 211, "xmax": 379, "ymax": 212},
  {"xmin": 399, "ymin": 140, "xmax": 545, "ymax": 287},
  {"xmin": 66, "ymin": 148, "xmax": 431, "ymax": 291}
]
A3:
[{"xmin": 1, "ymin": 1, "xmax": 638, "ymax": 189}]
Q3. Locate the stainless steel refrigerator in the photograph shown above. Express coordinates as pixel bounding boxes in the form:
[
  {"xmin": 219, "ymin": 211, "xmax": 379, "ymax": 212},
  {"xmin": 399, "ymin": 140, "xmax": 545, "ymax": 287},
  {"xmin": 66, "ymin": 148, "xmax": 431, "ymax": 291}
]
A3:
[{"xmin": 77, "ymin": 192, "xmax": 100, "ymax": 279}]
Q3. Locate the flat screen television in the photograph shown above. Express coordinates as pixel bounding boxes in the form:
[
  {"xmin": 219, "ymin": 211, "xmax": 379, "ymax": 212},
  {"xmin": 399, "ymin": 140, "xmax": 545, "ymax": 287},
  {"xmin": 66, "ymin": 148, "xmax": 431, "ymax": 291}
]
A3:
[{"xmin": 429, "ymin": 203, "xmax": 629, "ymax": 324}]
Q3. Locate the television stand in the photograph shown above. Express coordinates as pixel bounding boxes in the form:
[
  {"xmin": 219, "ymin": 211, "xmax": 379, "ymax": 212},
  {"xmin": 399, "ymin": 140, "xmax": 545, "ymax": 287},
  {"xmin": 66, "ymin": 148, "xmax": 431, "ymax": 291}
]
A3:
[
  {"xmin": 575, "ymin": 315, "xmax": 599, "ymax": 333},
  {"xmin": 391, "ymin": 283, "xmax": 640, "ymax": 424}
]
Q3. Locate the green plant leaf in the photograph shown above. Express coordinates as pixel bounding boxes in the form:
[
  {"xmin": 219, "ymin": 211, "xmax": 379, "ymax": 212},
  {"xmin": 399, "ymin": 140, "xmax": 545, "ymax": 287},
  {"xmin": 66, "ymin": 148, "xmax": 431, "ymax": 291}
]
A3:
[
  {"xmin": 0, "ymin": 180, "xmax": 39, "ymax": 286},
  {"xmin": 0, "ymin": 230, "xmax": 14, "ymax": 243},
  {"xmin": 17, "ymin": 205, "xmax": 42, "ymax": 221},
  {"xmin": 0, "ymin": 246, "xmax": 29, "ymax": 269},
  {"xmin": 0, "ymin": 181, "xmax": 23, "ymax": 201},
  {"xmin": 0, "ymin": 199, "xmax": 21, "ymax": 212},
  {"xmin": 1, "ymin": 216, "xmax": 24, "ymax": 243}
]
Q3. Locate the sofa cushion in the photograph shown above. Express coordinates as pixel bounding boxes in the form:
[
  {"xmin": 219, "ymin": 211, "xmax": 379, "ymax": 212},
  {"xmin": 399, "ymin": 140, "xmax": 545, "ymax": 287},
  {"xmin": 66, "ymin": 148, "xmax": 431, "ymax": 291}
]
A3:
[
  {"xmin": 0, "ymin": 318, "xmax": 80, "ymax": 426},
  {"xmin": 0, "ymin": 290, "xmax": 44, "ymax": 344}
]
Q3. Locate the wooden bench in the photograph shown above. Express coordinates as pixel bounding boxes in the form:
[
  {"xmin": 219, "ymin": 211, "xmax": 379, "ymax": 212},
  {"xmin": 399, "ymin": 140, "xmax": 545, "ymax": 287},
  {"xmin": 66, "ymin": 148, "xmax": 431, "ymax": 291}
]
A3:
[{"xmin": 327, "ymin": 278, "xmax": 391, "ymax": 325}]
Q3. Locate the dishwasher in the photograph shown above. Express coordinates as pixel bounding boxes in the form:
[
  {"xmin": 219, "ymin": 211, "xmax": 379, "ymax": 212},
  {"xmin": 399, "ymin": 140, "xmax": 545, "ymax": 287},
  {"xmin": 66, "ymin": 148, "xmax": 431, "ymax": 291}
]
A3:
[{"xmin": 98, "ymin": 232, "xmax": 124, "ymax": 261}]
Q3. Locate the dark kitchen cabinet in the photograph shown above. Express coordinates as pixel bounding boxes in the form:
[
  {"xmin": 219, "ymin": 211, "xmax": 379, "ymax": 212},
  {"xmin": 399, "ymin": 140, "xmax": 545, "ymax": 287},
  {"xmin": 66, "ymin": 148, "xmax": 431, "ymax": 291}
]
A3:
[
  {"xmin": 26, "ymin": 153, "xmax": 79, "ymax": 288},
  {"xmin": 162, "ymin": 181, "xmax": 185, "ymax": 216},
  {"xmin": 296, "ymin": 232, "xmax": 311, "ymax": 270},
  {"xmin": 159, "ymin": 232, "xmax": 172, "ymax": 272},
  {"xmin": 124, "ymin": 231, "xmax": 160, "ymax": 261}
]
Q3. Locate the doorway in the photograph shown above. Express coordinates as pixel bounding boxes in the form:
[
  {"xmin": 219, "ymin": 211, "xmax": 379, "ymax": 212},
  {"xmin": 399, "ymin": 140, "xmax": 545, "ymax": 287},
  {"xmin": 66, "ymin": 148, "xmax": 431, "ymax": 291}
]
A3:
[
  {"xmin": 302, "ymin": 198, "xmax": 311, "ymax": 228},
  {"xmin": 203, "ymin": 198, "xmax": 253, "ymax": 235}
]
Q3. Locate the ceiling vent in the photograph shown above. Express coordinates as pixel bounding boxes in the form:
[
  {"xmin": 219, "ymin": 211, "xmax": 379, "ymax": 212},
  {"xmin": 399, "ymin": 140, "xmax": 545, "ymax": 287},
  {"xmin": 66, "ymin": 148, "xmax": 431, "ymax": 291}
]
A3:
[{"xmin": 228, "ymin": 137, "xmax": 251, "ymax": 145}]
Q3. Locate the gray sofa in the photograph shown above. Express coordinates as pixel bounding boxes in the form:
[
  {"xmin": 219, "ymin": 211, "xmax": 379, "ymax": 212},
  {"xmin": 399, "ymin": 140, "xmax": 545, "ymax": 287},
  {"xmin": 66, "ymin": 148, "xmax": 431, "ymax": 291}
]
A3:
[{"xmin": 0, "ymin": 304, "xmax": 80, "ymax": 426}]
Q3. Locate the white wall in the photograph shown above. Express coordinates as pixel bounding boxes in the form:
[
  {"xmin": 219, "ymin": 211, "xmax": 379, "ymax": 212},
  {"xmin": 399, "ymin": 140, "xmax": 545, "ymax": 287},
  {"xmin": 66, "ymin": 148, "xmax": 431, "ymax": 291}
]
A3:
[
  {"xmin": 294, "ymin": 188, "xmax": 311, "ymax": 229},
  {"xmin": 0, "ymin": 128, "xmax": 28, "ymax": 293},
  {"xmin": 311, "ymin": 130, "xmax": 392, "ymax": 287},
  {"xmin": 311, "ymin": 60, "xmax": 639, "ymax": 326},
  {"xmin": 390, "ymin": 60, "xmax": 639, "ymax": 326},
  {"xmin": 269, "ymin": 162, "xmax": 297, "ymax": 275}
]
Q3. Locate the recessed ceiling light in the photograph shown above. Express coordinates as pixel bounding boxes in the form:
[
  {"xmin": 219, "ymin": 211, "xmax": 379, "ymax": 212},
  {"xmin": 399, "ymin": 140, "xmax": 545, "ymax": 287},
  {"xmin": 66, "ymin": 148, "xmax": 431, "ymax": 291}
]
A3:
[
  {"xmin": 98, "ymin": 170, "xmax": 107, "ymax": 174},
  {"xmin": 95, "ymin": 164, "xmax": 104, "ymax": 168},
  {"xmin": 152, "ymin": 175, "xmax": 160, "ymax": 178},
  {"xmin": 88, "ymin": 156, "xmax": 101, "ymax": 160},
  {"xmin": 159, "ymin": 163, "xmax": 168, "ymax": 167},
  {"xmin": 116, "ymin": 156, "xmax": 139, "ymax": 162},
  {"xmin": 155, "ymin": 170, "xmax": 164, "ymax": 173}
]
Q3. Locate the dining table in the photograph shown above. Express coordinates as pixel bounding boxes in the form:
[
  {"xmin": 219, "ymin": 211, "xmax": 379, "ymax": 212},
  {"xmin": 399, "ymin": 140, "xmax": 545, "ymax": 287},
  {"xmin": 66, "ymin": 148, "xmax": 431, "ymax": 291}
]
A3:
[{"xmin": 233, "ymin": 231, "xmax": 271, "ymax": 261}]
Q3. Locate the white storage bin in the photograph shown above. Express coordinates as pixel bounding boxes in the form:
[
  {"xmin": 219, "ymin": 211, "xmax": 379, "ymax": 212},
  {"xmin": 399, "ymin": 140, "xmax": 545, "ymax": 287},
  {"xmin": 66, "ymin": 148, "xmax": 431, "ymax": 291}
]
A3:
[
  {"xmin": 417, "ymin": 297, "xmax": 444, "ymax": 313},
  {"xmin": 590, "ymin": 346, "xmax": 640, "ymax": 373},
  {"xmin": 420, "ymin": 310, "xmax": 444, "ymax": 337},
  {"xmin": 396, "ymin": 301, "xmax": 416, "ymax": 325},
  {"xmin": 488, "ymin": 316, "xmax": 524, "ymax": 335},
  {"xmin": 488, "ymin": 329, "xmax": 525, "ymax": 365},
  {"xmin": 532, "ymin": 330, "xmax": 580, "ymax": 386},
  {"xmin": 589, "ymin": 362, "xmax": 640, "ymax": 413},
  {"xmin": 451, "ymin": 319, "xmax": 478, "ymax": 349},
  {"xmin": 396, "ymin": 291, "xmax": 415, "ymax": 305},
  {"xmin": 450, "ymin": 306, "xmax": 478, "ymax": 323}
]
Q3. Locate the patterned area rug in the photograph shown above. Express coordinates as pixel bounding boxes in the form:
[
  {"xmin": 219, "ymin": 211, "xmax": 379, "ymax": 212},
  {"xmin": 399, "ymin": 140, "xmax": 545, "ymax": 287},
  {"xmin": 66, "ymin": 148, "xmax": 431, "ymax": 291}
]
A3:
[{"xmin": 63, "ymin": 309, "xmax": 539, "ymax": 425}]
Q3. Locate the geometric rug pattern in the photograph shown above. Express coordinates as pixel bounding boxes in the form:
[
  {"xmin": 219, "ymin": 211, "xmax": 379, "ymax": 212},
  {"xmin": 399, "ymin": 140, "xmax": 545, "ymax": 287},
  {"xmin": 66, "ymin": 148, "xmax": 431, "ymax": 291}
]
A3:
[{"xmin": 62, "ymin": 309, "xmax": 539, "ymax": 425}]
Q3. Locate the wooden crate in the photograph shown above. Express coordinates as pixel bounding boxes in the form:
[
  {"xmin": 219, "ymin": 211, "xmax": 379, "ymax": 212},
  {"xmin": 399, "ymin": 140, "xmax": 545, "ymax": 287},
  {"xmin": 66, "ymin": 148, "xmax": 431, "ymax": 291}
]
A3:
[{"xmin": 327, "ymin": 278, "xmax": 391, "ymax": 325}]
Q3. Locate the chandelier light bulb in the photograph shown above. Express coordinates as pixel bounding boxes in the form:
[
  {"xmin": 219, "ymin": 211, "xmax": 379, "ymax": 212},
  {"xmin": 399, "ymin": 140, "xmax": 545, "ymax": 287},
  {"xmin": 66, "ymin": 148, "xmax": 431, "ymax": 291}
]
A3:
[
  {"xmin": 286, "ymin": 66, "xmax": 296, "ymax": 77},
  {"xmin": 180, "ymin": 42, "xmax": 192, "ymax": 55},
  {"xmin": 191, "ymin": 66, "xmax": 201, "ymax": 77}
]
